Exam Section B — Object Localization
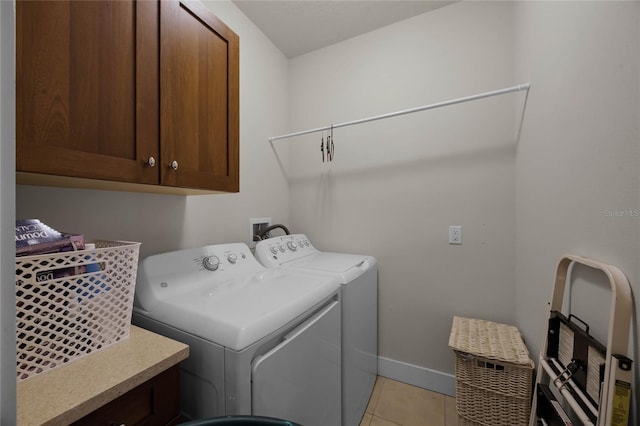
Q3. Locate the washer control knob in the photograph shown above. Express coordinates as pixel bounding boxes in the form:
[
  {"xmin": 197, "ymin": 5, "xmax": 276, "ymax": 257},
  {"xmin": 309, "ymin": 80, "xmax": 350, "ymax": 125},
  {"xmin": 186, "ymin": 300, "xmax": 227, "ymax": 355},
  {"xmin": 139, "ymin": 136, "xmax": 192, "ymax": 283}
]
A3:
[
  {"xmin": 287, "ymin": 241, "xmax": 297, "ymax": 251},
  {"xmin": 278, "ymin": 244, "xmax": 286, "ymax": 253},
  {"xmin": 270, "ymin": 246, "xmax": 278, "ymax": 255},
  {"xmin": 203, "ymin": 255, "xmax": 220, "ymax": 271},
  {"xmin": 227, "ymin": 253, "xmax": 238, "ymax": 264}
]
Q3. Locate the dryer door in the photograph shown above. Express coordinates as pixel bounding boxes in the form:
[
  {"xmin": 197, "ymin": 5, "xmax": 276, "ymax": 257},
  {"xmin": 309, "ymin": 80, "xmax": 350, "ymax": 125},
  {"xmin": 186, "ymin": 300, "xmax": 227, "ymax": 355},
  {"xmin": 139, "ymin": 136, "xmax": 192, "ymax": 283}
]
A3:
[{"xmin": 251, "ymin": 299, "xmax": 341, "ymax": 426}]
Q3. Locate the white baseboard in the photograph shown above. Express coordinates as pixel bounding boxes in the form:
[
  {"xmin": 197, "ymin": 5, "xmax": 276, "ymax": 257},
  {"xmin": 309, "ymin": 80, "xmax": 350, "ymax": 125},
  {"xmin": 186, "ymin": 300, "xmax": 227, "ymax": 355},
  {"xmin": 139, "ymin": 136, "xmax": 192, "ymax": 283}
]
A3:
[{"xmin": 377, "ymin": 356, "xmax": 456, "ymax": 397}]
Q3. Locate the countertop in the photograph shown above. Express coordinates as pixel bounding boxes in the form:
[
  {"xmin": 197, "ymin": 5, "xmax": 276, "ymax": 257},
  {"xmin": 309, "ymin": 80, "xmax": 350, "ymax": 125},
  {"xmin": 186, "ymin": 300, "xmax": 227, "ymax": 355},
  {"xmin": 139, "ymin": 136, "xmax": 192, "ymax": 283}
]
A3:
[{"xmin": 17, "ymin": 325, "xmax": 189, "ymax": 426}]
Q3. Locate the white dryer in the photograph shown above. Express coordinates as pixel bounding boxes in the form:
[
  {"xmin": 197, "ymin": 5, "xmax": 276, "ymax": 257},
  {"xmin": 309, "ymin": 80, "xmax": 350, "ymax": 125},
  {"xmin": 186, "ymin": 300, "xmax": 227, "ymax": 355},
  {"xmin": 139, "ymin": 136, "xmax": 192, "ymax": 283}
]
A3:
[
  {"xmin": 132, "ymin": 243, "xmax": 342, "ymax": 425},
  {"xmin": 255, "ymin": 234, "xmax": 378, "ymax": 426}
]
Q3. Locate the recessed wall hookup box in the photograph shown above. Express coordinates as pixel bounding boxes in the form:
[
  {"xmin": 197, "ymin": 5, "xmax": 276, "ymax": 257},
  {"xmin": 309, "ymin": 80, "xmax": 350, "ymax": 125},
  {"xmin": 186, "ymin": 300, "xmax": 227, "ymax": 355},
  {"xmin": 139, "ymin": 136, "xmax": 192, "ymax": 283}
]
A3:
[{"xmin": 250, "ymin": 217, "xmax": 271, "ymax": 248}]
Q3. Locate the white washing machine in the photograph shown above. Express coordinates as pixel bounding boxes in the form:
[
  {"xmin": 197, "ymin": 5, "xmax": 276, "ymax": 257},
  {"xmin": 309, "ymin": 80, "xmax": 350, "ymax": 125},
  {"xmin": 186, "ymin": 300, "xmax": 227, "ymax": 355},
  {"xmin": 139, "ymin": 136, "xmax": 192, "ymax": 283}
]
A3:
[
  {"xmin": 132, "ymin": 243, "xmax": 342, "ymax": 425},
  {"xmin": 255, "ymin": 234, "xmax": 378, "ymax": 426}
]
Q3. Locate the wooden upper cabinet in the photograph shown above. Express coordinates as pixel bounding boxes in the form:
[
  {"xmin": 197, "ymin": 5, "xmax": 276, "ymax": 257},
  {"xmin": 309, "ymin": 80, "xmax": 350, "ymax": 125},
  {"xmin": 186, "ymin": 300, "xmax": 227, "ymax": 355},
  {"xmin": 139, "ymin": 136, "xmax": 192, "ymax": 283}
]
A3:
[
  {"xmin": 16, "ymin": 0, "xmax": 159, "ymax": 185},
  {"xmin": 160, "ymin": 0, "xmax": 239, "ymax": 192},
  {"xmin": 16, "ymin": 0, "xmax": 239, "ymax": 193}
]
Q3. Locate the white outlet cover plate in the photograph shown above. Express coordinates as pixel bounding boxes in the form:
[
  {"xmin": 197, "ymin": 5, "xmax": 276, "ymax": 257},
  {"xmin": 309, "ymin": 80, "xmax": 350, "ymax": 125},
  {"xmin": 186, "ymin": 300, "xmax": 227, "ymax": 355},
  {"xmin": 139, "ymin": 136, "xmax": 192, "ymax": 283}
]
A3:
[{"xmin": 449, "ymin": 225, "xmax": 462, "ymax": 244}]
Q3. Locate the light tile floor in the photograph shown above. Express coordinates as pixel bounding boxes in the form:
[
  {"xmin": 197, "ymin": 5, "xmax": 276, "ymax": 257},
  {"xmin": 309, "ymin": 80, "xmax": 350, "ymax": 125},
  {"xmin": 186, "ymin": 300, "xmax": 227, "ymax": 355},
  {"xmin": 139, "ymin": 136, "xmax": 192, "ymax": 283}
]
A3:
[{"xmin": 361, "ymin": 376, "xmax": 458, "ymax": 426}]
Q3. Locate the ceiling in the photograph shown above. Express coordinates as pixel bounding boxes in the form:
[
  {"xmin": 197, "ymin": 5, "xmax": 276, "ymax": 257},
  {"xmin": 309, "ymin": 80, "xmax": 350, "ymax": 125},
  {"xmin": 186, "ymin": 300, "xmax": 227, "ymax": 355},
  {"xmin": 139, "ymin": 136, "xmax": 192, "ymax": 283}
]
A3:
[{"xmin": 231, "ymin": 0, "xmax": 456, "ymax": 58}]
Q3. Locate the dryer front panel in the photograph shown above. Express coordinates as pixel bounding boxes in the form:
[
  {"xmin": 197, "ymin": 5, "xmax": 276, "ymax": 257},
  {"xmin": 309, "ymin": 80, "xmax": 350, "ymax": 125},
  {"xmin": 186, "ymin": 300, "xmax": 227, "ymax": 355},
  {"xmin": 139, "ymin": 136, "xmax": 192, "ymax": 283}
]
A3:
[{"xmin": 251, "ymin": 298, "xmax": 341, "ymax": 426}]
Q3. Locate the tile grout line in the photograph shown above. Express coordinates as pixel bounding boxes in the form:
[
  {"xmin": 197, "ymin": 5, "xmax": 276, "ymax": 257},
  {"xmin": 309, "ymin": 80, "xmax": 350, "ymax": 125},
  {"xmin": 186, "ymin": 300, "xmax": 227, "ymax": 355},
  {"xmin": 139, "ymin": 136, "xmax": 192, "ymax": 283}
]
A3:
[
  {"xmin": 362, "ymin": 376, "xmax": 456, "ymax": 426},
  {"xmin": 372, "ymin": 377, "xmax": 406, "ymax": 426}
]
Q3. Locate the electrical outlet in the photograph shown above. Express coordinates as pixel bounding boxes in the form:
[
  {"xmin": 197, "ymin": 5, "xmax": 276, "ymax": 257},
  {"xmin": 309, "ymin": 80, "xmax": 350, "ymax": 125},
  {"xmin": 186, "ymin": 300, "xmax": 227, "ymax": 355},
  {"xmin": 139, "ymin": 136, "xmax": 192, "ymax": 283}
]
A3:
[
  {"xmin": 250, "ymin": 217, "xmax": 271, "ymax": 248},
  {"xmin": 449, "ymin": 226, "xmax": 462, "ymax": 245}
]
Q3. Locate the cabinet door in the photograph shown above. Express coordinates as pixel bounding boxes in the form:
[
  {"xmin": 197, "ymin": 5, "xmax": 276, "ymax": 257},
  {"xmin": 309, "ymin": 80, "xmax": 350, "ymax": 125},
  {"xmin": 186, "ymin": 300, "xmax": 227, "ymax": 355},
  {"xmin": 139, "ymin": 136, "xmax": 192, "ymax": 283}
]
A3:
[
  {"xmin": 16, "ymin": 0, "xmax": 159, "ymax": 184},
  {"xmin": 71, "ymin": 365, "xmax": 181, "ymax": 426},
  {"xmin": 160, "ymin": 0, "xmax": 239, "ymax": 192}
]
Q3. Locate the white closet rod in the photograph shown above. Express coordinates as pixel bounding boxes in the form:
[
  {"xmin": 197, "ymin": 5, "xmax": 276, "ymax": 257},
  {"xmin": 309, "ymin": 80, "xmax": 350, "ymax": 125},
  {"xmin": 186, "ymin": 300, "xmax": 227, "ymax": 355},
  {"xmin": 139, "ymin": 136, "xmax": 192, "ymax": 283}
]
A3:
[{"xmin": 269, "ymin": 83, "xmax": 530, "ymax": 143}]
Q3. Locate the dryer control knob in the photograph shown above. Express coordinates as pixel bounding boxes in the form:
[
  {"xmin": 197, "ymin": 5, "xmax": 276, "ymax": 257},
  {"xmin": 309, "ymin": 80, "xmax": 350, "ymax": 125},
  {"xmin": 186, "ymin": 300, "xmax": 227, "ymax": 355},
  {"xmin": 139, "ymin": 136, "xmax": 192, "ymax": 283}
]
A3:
[
  {"xmin": 203, "ymin": 255, "xmax": 220, "ymax": 271},
  {"xmin": 270, "ymin": 246, "xmax": 278, "ymax": 255},
  {"xmin": 278, "ymin": 244, "xmax": 286, "ymax": 253},
  {"xmin": 287, "ymin": 241, "xmax": 297, "ymax": 251},
  {"xmin": 227, "ymin": 253, "xmax": 238, "ymax": 264}
]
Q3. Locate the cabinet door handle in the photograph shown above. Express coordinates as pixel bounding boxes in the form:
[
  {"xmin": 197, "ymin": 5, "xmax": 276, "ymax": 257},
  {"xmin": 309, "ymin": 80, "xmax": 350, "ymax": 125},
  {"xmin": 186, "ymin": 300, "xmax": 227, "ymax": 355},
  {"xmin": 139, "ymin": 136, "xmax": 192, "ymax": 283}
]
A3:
[
  {"xmin": 146, "ymin": 156, "xmax": 156, "ymax": 167},
  {"xmin": 169, "ymin": 160, "xmax": 179, "ymax": 171}
]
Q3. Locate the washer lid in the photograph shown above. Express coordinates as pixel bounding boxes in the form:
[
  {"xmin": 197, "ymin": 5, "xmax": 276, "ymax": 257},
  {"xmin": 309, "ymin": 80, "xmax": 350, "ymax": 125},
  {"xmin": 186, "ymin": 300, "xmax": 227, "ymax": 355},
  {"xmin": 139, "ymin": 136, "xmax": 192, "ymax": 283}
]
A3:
[{"xmin": 141, "ymin": 268, "xmax": 339, "ymax": 351}]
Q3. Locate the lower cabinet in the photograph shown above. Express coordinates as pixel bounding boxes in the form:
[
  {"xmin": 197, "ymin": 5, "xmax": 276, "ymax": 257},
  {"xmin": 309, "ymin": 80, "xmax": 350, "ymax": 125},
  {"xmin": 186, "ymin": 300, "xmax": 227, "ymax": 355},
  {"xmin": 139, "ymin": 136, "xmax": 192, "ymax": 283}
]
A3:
[{"xmin": 72, "ymin": 365, "xmax": 181, "ymax": 426}]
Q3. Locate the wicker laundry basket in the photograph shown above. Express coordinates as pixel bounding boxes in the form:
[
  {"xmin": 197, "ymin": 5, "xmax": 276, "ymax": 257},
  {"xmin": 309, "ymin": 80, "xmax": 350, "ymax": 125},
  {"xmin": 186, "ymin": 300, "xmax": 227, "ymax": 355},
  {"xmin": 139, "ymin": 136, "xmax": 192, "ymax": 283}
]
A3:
[{"xmin": 449, "ymin": 316, "xmax": 534, "ymax": 426}]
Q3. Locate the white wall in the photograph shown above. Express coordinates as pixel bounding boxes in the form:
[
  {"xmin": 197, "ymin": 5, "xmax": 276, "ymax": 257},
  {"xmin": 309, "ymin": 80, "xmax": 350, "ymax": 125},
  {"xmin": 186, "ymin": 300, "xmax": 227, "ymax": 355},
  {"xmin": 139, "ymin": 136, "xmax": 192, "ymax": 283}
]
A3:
[
  {"xmin": 285, "ymin": 1, "xmax": 519, "ymax": 386},
  {"xmin": 0, "ymin": 1, "xmax": 16, "ymax": 422},
  {"xmin": 16, "ymin": 1, "xmax": 291, "ymax": 260},
  {"xmin": 287, "ymin": 0, "xmax": 640, "ymax": 403},
  {"xmin": 513, "ymin": 0, "xmax": 640, "ymax": 415}
]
